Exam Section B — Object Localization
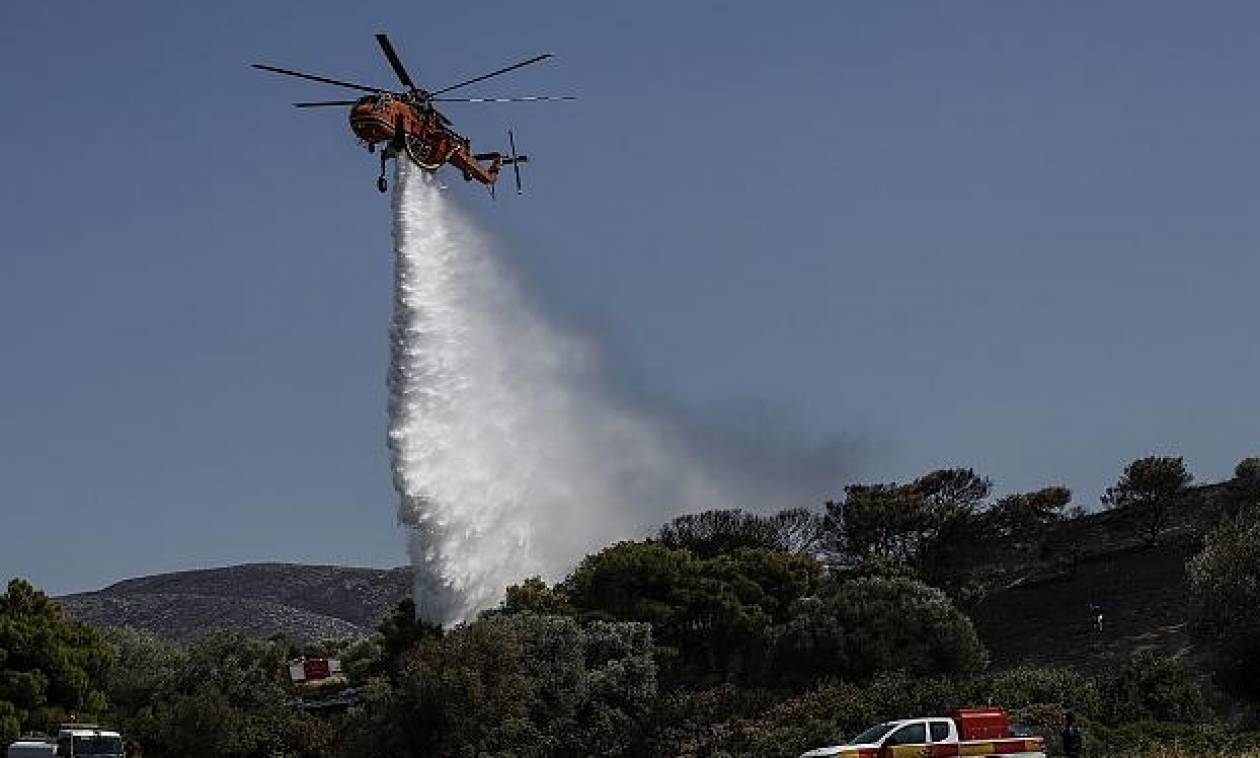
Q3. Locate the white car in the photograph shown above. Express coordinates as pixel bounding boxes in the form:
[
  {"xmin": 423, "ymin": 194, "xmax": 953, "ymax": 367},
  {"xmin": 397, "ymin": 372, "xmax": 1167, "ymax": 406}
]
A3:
[{"xmin": 801, "ymin": 710, "xmax": 1045, "ymax": 758}]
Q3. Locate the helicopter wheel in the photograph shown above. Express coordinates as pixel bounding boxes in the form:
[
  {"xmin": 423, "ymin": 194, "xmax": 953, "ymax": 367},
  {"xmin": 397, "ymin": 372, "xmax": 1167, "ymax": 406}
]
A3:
[{"xmin": 377, "ymin": 176, "xmax": 388, "ymax": 193}]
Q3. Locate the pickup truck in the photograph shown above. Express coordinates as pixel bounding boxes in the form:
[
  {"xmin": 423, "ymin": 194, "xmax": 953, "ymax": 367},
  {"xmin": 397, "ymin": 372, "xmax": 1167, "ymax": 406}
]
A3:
[
  {"xmin": 6, "ymin": 725, "xmax": 125, "ymax": 758},
  {"xmin": 800, "ymin": 708, "xmax": 1046, "ymax": 758}
]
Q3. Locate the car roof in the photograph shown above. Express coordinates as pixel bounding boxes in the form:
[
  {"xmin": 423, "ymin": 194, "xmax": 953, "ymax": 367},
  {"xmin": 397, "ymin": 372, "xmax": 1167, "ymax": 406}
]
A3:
[{"xmin": 884, "ymin": 717, "xmax": 951, "ymax": 729}]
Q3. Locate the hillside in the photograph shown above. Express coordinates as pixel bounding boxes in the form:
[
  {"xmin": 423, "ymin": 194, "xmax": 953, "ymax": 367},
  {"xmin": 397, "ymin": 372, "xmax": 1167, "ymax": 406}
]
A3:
[
  {"xmin": 970, "ymin": 483, "xmax": 1231, "ymax": 671},
  {"xmin": 59, "ymin": 563, "xmax": 412, "ymax": 645},
  {"xmin": 53, "ymin": 486, "xmax": 1232, "ymax": 661}
]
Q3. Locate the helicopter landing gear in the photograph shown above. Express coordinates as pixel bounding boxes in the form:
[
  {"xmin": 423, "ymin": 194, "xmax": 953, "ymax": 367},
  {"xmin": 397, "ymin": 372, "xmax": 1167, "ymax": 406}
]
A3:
[{"xmin": 376, "ymin": 150, "xmax": 389, "ymax": 193}]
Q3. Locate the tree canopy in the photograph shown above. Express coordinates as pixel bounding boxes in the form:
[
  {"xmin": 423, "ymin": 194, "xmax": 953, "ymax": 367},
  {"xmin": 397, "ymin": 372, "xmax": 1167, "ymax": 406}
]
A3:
[
  {"xmin": 385, "ymin": 614, "xmax": 656, "ymax": 757},
  {"xmin": 657, "ymin": 508, "xmax": 825, "ymax": 558},
  {"xmin": 0, "ymin": 579, "xmax": 111, "ymax": 741},
  {"xmin": 1101, "ymin": 456, "xmax": 1193, "ymax": 544},
  {"xmin": 823, "ymin": 468, "xmax": 1014, "ymax": 585},
  {"xmin": 1188, "ymin": 505, "xmax": 1260, "ymax": 699},
  {"xmin": 769, "ymin": 576, "xmax": 986, "ymax": 686},
  {"xmin": 558, "ymin": 541, "xmax": 825, "ymax": 685}
]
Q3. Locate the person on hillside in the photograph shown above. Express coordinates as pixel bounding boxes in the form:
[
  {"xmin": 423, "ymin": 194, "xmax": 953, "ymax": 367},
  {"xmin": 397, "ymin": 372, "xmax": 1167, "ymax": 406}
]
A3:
[{"xmin": 1062, "ymin": 711, "xmax": 1085, "ymax": 758}]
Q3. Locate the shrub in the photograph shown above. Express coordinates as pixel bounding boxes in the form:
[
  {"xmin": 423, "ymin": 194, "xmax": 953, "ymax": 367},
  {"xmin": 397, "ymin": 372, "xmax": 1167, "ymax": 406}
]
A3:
[
  {"xmin": 983, "ymin": 666, "xmax": 1100, "ymax": 718},
  {"xmin": 1188, "ymin": 506, "xmax": 1260, "ymax": 699},
  {"xmin": 769, "ymin": 576, "xmax": 986, "ymax": 686},
  {"xmin": 388, "ymin": 614, "xmax": 656, "ymax": 756},
  {"xmin": 1096, "ymin": 652, "xmax": 1209, "ymax": 724},
  {"xmin": 560, "ymin": 541, "xmax": 825, "ymax": 685}
]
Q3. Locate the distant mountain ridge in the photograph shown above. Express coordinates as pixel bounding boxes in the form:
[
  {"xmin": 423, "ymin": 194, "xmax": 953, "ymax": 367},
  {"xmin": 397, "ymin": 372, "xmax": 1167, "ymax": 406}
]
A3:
[{"xmin": 58, "ymin": 562, "xmax": 413, "ymax": 645}]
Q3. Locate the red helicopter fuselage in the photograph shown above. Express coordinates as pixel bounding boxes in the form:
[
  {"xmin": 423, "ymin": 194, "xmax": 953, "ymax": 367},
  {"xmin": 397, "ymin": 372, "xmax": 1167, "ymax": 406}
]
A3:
[
  {"xmin": 254, "ymin": 33, "xmax": 558, "ymax": 194},
  {"xmin": 349, "ymin": 95, "xmax": 504, "ymax": 186}
]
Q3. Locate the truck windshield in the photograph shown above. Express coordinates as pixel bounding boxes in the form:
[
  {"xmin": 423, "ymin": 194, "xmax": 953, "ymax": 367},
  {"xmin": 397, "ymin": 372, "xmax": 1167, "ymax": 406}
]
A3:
[
  {"xmin": 72, "ymin": 736, "xmax": 124, "ymax": 755},
  {"xmin": 848, "ymin": 723, "xmax": 896, "ymax": 745}
]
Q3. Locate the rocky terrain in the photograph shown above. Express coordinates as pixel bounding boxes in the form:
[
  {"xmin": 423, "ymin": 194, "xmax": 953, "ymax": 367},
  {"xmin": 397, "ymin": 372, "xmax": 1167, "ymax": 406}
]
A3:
[{"xmin": 59, "ymin": 563, "xmax": 412, "ymax": 645}]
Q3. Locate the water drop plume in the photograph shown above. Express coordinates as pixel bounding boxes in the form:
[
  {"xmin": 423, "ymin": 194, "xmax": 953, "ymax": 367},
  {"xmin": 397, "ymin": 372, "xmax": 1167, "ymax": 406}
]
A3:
[{"xmin": 387, "ymin": 161, "xmax": 733, "ymax": 624}]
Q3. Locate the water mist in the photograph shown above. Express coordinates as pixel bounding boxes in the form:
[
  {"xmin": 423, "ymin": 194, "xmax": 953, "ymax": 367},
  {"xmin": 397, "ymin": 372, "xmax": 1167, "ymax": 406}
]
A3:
[{"xmin": 386, "ymin": 161, "xmax": 732, "ymax": 624}]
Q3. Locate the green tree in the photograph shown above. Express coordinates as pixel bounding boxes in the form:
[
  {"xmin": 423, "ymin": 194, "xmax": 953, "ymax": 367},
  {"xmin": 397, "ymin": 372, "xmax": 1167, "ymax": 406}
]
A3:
[
  {"xmin": 388, "ymin": 614, "xmax": 656, "ymax": 757},
  {"xmin": 99, "ymin": 627, "xmax": 186, "ymax": 752},
  {"xmin": 1228, "ymin": 457, "xmax": 1260, "ymax": 515},
  {"xmin": 1101, "ymin": 456, "xmax": 1193, "ymax": 544},
  {"xmin": 502, "ymin": 577, "xmax": 571, "ymax": 615},
  {"xmin": 657, "ymin": 508, "xmax": 825, "ymax": 558},
  {"xmin": 376, "ymin": 596, "xmax": 442, "ymax": 676},
  {"xmin": 988, "ymin": 486, "xmax": 1073, "ymax": 547},
  {"xmin": 0, "ymin": 700, "xmax": 19, "ymax": 746},
  {"xmin": 1238, "ymin": 457, "xmax": 1260, "ymax": 481},
  {"xmin": 122, "ymin": 632, "xmax": 336, "ymax": 758},
  {"xmin": 560, "ymin": 541, "xmax": 824, "ymax": 685},
  {"xmin": 1095, "ymin": 651, "xmax": 1208, "ymax": 723},
  {"xmin": 824, "ymin": 468, "xmax": 994, "ymax": 583},
  {"xmin": 826, "ymin": 482, "xmax": 929, "ymax": 568},
  {"xmin": 1188, "ymin": 505, "xmax": 1260, "ymax": 699},
  {"xmin": 0, "ymin": 579, "xmax": 111, "ymax": 734},
  {"xmin": 768, "ymin": 576, "xmax": 986, "ymax": 686}
]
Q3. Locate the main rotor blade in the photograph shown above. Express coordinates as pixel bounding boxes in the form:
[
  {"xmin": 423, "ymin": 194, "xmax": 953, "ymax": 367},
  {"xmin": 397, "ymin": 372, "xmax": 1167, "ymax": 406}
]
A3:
[
  {"xmin": 252, "ymin": 64, "xmax": 383, "ymax": 94},
  {"xmin": 293, "ymin": 100, "xmax": 358, "ymax": 108},
  {"xmin": 375, "ymin": 33, "xmax": 416, "ymax": 90},
  {"xmin": 430, "ymin": 54, "xmax": 554, "ymax": 96},
  {"xmin": 432, "ymin": 95, "xmax": 576, "ymax": 103}
]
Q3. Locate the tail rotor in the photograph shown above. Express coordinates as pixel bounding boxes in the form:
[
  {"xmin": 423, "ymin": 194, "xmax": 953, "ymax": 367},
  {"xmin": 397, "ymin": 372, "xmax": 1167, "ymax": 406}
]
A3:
[{"xmin": 504, "ymin": 129, "xmax": 529, "ymax": 195}]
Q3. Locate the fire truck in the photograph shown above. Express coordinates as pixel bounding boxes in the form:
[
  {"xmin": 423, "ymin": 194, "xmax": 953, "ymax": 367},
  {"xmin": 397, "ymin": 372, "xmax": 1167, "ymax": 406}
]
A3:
[{"xmin": 800, "ymin": 708, "xmax": 1046, "ymax": 758}]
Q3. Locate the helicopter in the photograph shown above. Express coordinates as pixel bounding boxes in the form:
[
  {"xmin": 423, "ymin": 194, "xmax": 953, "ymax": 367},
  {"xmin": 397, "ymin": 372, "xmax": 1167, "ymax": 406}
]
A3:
[{"xmin": 253, "ymin": 33, "xmax": 573, "ymax": 195}]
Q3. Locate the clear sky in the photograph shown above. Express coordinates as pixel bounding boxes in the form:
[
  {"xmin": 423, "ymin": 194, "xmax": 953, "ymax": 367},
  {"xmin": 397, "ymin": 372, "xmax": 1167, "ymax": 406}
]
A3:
[{"xmin": 2, "ymin": 1, "xmax": 1257, "ymax": 595}]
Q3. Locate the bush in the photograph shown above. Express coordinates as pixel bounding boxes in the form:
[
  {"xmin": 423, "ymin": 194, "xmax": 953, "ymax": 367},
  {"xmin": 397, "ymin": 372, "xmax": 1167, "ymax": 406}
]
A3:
[
  {"xmin": 1188, "ymin": 506, "xmax": 1260, "ymax": 699},
  {"xmin": 1085, "ymin": 720, "xmax": 1260, "ymax": 756},
  {"xmin": 1096, "ymin": 652, "xmax": 1209, "ymax": 724},
  {"xmin": 388, "ymin": 614, "xmax": 656, "ymax": 757},
  {"xmin": 983, "ymin": 666, "xmax": 1100, "ymax": 718},
  {"xmin": 769, "ymin": 576, "xmax": 986, "ymax": 686},
  {"xmin": 1230, "ymin": 458, "xmax": 1260, "ymax": 516},
  {"xmin": 560, "ymin": 541, "xmax": 825, "ymax": 685}
]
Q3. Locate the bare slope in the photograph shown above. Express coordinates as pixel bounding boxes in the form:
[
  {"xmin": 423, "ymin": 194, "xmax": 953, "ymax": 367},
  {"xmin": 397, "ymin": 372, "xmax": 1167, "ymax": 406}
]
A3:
[{"xmin": 59, "ymin": 563, "xmax": 412, "ymax": 645}]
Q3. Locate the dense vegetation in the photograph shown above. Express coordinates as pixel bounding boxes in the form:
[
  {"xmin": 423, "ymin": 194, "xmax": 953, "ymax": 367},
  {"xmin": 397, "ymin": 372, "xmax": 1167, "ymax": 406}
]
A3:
[{"xmin": 3, "ymin": 454, "xmax": 1259, "ymax": 757}]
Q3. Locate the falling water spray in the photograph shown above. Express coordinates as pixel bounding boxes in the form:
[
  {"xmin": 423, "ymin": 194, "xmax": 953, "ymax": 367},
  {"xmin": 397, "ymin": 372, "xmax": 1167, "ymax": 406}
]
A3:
[{"xmin": 386, "ymin": 161, "xmax": 737, "ymax": 624}]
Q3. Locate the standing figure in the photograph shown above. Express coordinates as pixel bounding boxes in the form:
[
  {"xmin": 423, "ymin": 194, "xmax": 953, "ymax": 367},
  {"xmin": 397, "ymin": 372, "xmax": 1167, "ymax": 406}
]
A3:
[{"xmin": 1062, "ymin": 711, "xmax": 1085, "ymax": 758}]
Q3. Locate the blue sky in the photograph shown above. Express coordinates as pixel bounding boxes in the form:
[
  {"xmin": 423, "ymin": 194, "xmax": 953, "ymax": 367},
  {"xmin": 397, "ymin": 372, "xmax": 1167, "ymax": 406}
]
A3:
[{"xmin": 2, "ymin": 1, "xmax": 1257, "ymax": 594}]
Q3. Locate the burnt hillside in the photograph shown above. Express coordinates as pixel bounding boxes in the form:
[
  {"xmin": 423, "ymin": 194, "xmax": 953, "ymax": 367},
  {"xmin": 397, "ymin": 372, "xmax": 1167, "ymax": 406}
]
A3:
[{"xmin": 970, "ymin": 483, "xmax": 1233, "ymax": 671}]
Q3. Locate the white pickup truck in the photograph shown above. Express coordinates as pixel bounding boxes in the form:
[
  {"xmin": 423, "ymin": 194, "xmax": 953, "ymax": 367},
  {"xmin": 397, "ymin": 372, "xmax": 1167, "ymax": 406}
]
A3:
[
  {"xmin": 801, "ymin": 708, "xmax": 1046, "ymax": 758},
  {"xmin": 6, "ymin": 725, "xmax": 125, "ymax": 758}
]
